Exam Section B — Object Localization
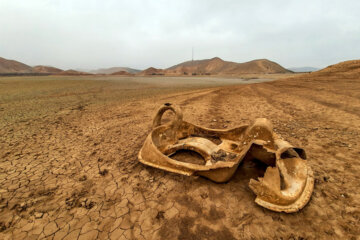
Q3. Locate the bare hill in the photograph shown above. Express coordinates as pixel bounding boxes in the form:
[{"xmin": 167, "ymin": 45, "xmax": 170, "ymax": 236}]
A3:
[
  {"xmin": 91, "ymin": 67, "xmax": 141, "ymax": 74},
  {"xmin": 0, "ymin": 57, "xmax": 33, "ymax": 73},
  {"xmin": 33, "ymin": 65, "xmax": 63, "ymax": 74},
  {"xmin": 137, "ymin": 67, "xmax": 165, "ymax": 76},
  {"xmin": 111, "ymin": 70, "xmax": 134, "ymax": 76},
  {"xmin": 166, "ymin": 57, "xmax": 291, "ymax": 75},
  {"xmin": 314, "ymin": 60, "xmax": 360, "ymax": 77},
  {"xmin": 290, "ymin": 60, "xmax": 360, "ymax": 80}
]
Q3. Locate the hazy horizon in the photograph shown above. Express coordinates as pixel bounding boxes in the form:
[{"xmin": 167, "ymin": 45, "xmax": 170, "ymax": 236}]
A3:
[{"xmin": 1, "ymin": 0, "xmax": 359, "ymax": 70}]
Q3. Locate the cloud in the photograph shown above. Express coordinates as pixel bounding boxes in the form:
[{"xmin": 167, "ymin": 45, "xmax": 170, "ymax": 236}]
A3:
[{"xmin": 0, "ymin": 0, "xmax": 359, "ymax": 69}]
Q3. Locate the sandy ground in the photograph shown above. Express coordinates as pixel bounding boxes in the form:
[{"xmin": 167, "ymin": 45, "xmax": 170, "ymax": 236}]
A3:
[{"xmin": 0, "ymin": 75, "xmax": 359, "ymax": 239}]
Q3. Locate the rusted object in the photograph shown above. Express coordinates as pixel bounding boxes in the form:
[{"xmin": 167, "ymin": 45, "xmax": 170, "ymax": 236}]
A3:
[{"xmin": 138, "ymin": 103, "xmax": 314, "ymax": 213}]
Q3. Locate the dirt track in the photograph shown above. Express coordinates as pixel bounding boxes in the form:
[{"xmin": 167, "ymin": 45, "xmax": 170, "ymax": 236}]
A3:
[{"xmin": 0, "ymin": 75, "xmax": 359, "ymax": 239}]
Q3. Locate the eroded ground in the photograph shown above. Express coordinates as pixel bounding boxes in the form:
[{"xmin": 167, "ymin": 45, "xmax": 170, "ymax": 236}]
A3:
[{"xmin": 0, "ymin": 75, "xmax": 359, "ymax": 239}]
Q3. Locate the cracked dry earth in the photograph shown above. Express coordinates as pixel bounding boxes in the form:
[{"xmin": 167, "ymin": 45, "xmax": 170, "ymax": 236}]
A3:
[{"xmin": 0, "ymin": 76, "xmax": 360, "ymax": 239}]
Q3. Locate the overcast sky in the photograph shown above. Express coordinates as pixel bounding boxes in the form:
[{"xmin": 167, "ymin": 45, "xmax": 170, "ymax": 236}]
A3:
[{"xmin": 0, "ymin": 0, "xmax": 359, "ymax": 70}]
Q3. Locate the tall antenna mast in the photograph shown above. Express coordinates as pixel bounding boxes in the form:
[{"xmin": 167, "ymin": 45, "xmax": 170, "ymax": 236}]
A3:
[{"xmin": 192, "ymin": 47, "xmax": 194, "ymax": 62}]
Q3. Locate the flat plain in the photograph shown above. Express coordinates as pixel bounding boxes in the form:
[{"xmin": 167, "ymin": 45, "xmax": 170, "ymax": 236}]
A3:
[{"xmin": 0, "ymin": 74, "xmax": 359, "ymax": 239}]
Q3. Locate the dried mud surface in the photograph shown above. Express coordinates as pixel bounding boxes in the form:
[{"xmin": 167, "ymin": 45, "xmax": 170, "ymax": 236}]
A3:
[{"xmin": 0, "ymin": 75, "xmax": 359, "ymax": 239}]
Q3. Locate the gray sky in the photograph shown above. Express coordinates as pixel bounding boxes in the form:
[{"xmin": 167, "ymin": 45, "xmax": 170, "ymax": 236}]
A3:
[{"xmin": 1, "ymin": 0, "xmax": 359, "ymax": 70}]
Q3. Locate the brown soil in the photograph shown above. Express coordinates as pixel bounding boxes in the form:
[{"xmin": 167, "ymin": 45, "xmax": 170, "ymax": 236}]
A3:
[{"xmin": 0, "ymin": 67, "xmax": 359, "ymax": 239}]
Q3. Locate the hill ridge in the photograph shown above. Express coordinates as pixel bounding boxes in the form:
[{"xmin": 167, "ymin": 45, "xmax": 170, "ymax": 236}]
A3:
[
  {"xmin": 0, "ymin": 57, "xmax": 33, "ymax": 73},
  {"xmin": 162, "ymin": 57, "xmax": 291, "ymax": 75}
]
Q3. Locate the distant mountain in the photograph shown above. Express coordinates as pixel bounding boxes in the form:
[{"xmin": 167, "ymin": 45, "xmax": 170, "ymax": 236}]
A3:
[
  {"xmin": 137, "ymin": 67, "xmax": 165, "ymax": 76},
  {"xmin": 0, "ymin": 57, "xmax": 33, "ymax": 73},
  {"xmin": 288, "ymin": 67, "xmax": 319, "ymax": 72},
  {"xmin": 165, "ymin": 57, "xmax": 292, "ymax": 75},
  {"xmin": 111, "ymin": 70, "xmax": 134, "ymax": 76},
  {"xmin": 90, "ymin": 67, "xmax": 141, "ymax": 74},
  {"xmin": 33, "ymin": 65, "xmax": 63, "ymax": 74},
  {"xmin": 56, "ymin": 69, "xmax": 93, "ymax": 76}
]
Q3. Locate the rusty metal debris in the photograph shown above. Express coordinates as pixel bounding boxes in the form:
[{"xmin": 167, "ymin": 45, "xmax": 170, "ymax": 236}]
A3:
[{"xmin": 138, "ymin": 103, "xmax": 314, "ymax": 213}]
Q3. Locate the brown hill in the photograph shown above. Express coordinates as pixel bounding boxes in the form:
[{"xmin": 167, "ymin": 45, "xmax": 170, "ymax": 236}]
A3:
[
  {"xmin": 56, "ymin": 69, "xmax": 92, "ymax": 76},
  {"xmin": 166, "ymin": 57, "xmax": 291, "ymax": 75},
  {"xmin": 137, "ymin": 67, "xmax": 165, "ymax": 76},
  {"xmin": 0, "ymin": 57, "xmax": 33, "ymax": 73},
  {"xmin": 286, "ymin": 60, "xmax": 360, "ymax": 81},
  {"xmin": 33, "ymin": 65, "xmax": 63, "ymax": 74},
  {"xmin": 312, "ymin": 60, "xmax": 360, "ymax": 78},
  {"xmin": 111, "ymin": 70, "xmax": 134, "ymax": 76}
]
